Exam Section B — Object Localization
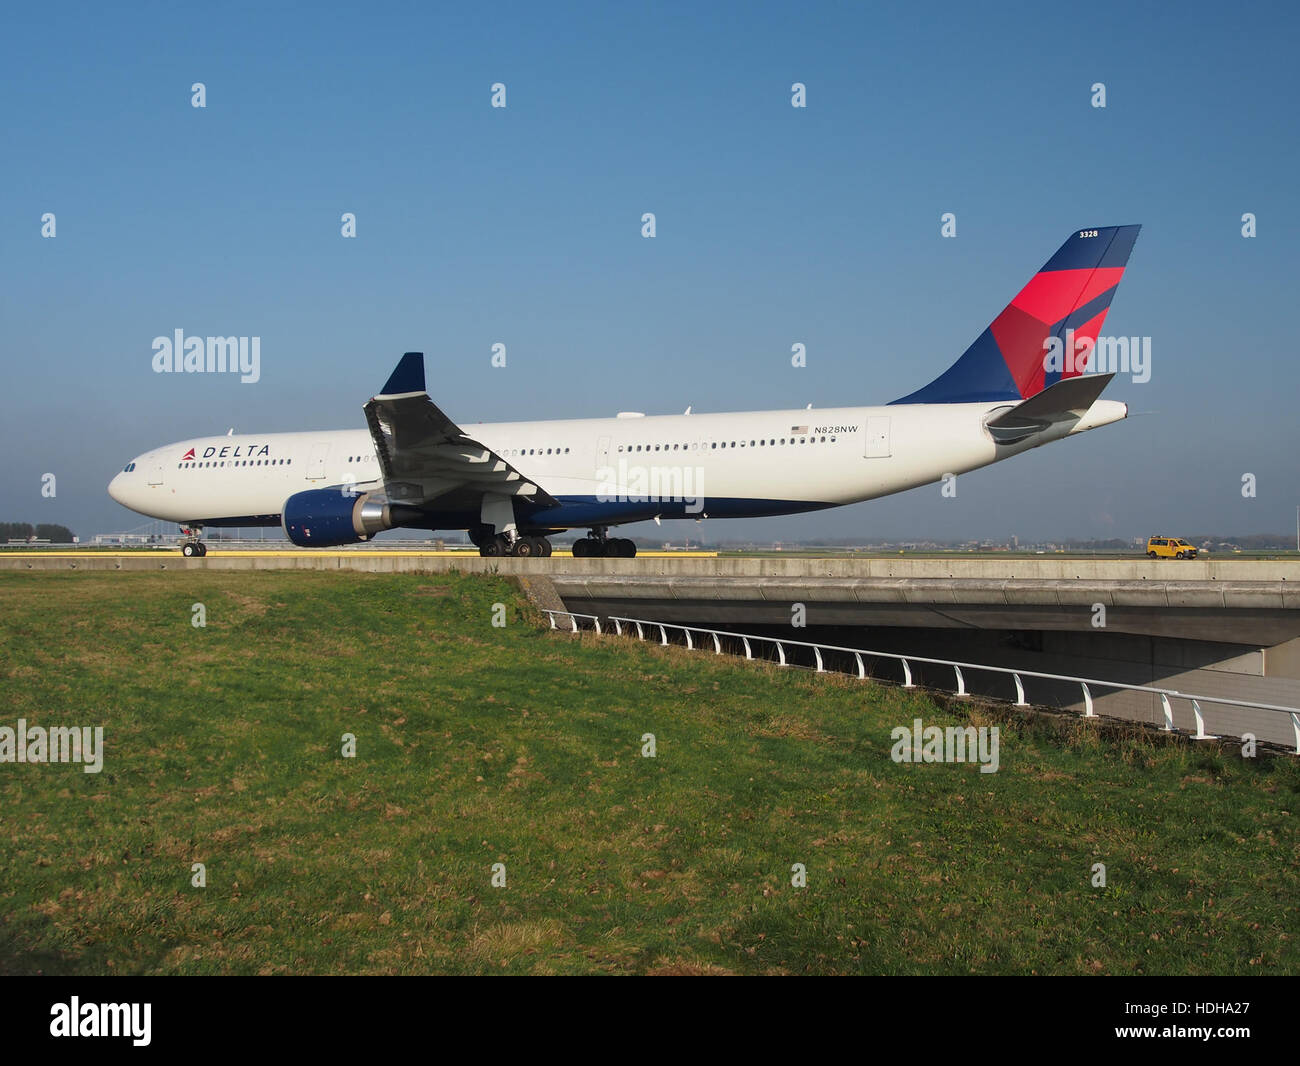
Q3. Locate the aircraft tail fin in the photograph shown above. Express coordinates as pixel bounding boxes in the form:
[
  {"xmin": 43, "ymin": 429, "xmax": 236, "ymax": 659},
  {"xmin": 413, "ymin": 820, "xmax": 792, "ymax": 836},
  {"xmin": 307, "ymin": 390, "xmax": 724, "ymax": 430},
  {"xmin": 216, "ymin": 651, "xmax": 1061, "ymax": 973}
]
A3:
[{"xmin": 891, "ymin": 225, "xmax": 1141, "ymax": 405}]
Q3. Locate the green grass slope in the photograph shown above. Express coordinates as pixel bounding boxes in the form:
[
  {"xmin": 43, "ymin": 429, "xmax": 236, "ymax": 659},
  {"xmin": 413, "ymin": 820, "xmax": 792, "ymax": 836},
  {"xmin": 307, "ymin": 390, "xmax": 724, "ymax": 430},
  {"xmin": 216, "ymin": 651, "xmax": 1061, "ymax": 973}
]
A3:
[{"xmin": 0, "ymin": 571, "xmax": 1295, "ymax": 974}]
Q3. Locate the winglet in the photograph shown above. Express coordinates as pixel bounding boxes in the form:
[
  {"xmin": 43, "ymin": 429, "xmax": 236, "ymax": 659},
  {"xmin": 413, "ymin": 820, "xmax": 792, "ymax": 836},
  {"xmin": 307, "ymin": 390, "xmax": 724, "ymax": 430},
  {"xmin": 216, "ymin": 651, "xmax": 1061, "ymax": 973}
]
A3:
[{"xmin": 379, "ymin": 352, "xmax": 426, "ymax": 397}]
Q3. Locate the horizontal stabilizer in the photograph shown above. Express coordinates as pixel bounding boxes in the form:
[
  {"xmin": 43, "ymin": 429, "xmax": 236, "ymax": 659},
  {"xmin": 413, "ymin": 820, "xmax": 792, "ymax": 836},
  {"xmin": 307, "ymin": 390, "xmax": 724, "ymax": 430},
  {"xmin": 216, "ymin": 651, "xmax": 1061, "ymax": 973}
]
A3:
[{"xmin": 985, "ymin": 372, "xmax": 1115, "ymax": 443}]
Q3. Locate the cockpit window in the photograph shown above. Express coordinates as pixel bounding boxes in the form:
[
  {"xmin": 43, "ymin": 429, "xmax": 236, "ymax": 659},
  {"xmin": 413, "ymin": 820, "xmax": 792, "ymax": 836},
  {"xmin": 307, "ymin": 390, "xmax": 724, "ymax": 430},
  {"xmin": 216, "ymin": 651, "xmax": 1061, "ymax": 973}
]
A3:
[{"xmin": 123, "ymin": 462, "xmax": 136, "ymax": 472}]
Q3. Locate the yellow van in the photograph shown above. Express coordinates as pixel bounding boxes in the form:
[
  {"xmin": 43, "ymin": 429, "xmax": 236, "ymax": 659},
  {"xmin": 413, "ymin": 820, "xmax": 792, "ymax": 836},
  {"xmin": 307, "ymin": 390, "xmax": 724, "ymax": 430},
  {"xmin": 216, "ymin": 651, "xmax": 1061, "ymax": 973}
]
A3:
[{"xmin": 1147, "ymin": 536, "xmax": 1198, "ymax": 559}]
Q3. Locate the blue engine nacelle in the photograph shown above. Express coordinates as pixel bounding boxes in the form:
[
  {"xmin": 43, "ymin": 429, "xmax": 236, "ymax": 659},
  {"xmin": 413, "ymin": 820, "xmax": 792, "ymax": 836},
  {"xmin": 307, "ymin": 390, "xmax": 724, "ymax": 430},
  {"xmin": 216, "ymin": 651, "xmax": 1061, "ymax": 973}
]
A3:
[{"xmin": 281, "ymin": 488, "xmax": 418, "ymax": 547}]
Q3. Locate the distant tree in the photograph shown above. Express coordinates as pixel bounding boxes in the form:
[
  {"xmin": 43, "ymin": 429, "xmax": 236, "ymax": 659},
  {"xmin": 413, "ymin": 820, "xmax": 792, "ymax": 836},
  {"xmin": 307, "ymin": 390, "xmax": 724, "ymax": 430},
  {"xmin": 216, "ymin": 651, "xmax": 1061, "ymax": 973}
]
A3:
[
  {"xmin": 1, "ymin": 522, "xmax": 74, "ymax": 542},
  {"xmin": 35, "ymin": 524, "xmax": 75, "ymax": 543}
]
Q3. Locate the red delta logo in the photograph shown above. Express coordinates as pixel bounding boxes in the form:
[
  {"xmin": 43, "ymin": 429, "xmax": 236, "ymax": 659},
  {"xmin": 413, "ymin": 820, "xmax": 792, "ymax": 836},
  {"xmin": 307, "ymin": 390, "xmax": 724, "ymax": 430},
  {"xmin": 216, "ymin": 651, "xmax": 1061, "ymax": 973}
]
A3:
[{"xmin": 181, "ymin": 448, "xmax": 195, "ymax": 461}]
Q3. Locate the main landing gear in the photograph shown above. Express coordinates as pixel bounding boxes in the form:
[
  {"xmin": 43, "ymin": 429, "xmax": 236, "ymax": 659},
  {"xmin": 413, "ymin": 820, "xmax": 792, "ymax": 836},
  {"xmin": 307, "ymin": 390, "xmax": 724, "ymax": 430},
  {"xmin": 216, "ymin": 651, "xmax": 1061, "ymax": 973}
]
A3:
[
  {"xmin": 468, "ymin": 520, "xmax": 637, "ymax": 559},
  {"xmin": 180, "ymin": 526, "xmax": 208, "ymax": 557},
  {"xmin": 481, "ymin": 535, "xmax": 552, "ymax": 558},
  {"xmin": 471, "ymin": 525, "xmax": 553, "ymax": 558},
  {"xmin": 572, "ymin": 528, "xmax": 636, "ymax": 558}
]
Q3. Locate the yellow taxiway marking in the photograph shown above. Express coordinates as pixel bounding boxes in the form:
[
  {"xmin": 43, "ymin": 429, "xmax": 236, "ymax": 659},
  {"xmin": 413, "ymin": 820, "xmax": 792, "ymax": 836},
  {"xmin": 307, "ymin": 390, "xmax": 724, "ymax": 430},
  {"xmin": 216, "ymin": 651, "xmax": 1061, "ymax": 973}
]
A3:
[{"xmin": 7, "ymin": 550, "xmax": 719, "ymax": 559}]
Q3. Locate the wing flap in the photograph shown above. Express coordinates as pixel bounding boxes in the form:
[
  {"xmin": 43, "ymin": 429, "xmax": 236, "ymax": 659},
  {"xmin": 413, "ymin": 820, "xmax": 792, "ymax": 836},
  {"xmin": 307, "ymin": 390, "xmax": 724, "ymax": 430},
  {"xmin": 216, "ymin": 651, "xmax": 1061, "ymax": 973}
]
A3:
[{"xmin": 363, "ymin": 353, "xmax": 558, "ymax": 508}]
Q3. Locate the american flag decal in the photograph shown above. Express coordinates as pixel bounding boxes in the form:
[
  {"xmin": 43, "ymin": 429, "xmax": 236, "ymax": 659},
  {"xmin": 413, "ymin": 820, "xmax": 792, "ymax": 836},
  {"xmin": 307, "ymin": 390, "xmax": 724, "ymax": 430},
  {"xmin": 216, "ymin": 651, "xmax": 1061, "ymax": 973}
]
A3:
[{"xmin": 790, "ymin": 425, "xmax": 808, "ymax": 434}]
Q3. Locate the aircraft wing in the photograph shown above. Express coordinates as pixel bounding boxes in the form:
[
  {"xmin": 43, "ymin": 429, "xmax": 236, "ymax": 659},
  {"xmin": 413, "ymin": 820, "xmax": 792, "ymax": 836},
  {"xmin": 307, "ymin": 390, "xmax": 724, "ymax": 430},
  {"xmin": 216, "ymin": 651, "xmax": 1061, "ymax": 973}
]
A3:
[{"xmin": 362, "ymin": 352, "xmax": 558, "ymax": 509}]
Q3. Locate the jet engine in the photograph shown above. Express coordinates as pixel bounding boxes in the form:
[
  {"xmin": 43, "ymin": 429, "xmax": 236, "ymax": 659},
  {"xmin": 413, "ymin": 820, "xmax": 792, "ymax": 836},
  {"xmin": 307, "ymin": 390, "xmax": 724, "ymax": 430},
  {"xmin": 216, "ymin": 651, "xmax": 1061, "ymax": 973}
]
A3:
[{"xmin": 281, "ymin": 488, "xmax": 419, "ymax": 547}]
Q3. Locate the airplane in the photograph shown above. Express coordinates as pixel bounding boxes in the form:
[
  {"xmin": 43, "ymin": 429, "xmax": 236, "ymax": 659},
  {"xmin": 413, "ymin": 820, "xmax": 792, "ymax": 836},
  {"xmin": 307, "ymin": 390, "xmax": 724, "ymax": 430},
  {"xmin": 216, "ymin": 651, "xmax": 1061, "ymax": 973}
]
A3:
[{"xmin": 108, "ymin": 225, "xmax": 1141, "ymax": 558}]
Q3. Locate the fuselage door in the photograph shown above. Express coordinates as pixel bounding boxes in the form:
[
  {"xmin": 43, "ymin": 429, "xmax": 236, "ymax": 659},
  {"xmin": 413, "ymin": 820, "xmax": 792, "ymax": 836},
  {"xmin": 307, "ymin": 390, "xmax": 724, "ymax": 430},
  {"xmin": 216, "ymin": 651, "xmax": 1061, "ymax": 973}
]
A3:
[
  {"xmin": 148, "ymin": 463, "xmax": 165, "ymax": 486},
  {"xmin": 306, "ymin": 442, "xmax": 330, "ymax": 480},
  {"xmin": 863, "ymin": 416, "xmax": 891, "ymax": 458}
]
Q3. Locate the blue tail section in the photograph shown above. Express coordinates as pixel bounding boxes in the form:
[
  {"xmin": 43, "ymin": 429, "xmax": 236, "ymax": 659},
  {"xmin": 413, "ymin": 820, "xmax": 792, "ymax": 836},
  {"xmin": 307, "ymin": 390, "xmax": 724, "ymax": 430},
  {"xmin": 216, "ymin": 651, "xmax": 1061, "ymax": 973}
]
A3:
[{"xmin": 891, "ymin": 226, "xmax": 1141, "ymax": 405}]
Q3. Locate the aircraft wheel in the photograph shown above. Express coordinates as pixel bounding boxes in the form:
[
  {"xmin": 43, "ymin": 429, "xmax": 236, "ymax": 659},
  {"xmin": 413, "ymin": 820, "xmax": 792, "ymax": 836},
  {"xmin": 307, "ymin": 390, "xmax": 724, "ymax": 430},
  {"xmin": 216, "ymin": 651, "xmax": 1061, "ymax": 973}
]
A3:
[
  {"xmin": 619, "ymin": 538, "xmax": 637, "ymax": 558},
  {"xmin": 512, "ymin": 537, "xmax": 543, "ymax": 558},
  {"xmin": 182, "ymin": 544, "xmax": 197, "ymax": 558},
  {"xmin": 197, "ymin": 543, "xmax": 208, "ymax": 557},
  {"xmin": 572, "ymin": 538, "xmax": 590, "ymax": 558},
  {"xmin": 481, "ymin": 537, "xmax": 506, "ymax": 557},
  {"xmin": 540, "ymin": 538, "xmax": 553, "ymax": 557}
]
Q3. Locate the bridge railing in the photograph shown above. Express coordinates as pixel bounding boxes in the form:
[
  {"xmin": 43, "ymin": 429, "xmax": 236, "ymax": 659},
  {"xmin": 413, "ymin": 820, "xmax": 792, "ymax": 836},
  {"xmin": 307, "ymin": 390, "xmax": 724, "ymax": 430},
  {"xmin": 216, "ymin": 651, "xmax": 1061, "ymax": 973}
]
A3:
[{"xmin": 542, "ymin": 609, "xmax": 1300, "ymax": 754}]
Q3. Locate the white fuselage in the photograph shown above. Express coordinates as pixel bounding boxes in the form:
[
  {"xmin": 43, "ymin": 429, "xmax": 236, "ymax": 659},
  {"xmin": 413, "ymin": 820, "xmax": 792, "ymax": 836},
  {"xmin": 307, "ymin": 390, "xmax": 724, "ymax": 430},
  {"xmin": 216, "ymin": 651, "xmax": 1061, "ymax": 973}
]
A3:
[{"xmin": 107, "ymin": 399, "xmax": 1127, "ymax": 531}]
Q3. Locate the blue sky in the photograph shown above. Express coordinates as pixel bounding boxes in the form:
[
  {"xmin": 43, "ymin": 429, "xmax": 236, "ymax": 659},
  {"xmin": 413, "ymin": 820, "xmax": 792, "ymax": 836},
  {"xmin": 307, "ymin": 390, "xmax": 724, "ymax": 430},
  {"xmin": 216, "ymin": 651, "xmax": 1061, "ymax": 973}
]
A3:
[{"xmin": 3, "ymin": 0, "xmax": 1297, "ymax": 542}]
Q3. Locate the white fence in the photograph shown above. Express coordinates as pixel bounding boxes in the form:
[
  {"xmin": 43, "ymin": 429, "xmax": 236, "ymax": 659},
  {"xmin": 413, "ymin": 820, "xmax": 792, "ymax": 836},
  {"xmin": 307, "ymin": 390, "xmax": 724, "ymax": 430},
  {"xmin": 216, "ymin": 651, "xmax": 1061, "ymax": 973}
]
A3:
[{"xmin": 542, "ymin": 609, "xmax": 1300, "ymax": 754}]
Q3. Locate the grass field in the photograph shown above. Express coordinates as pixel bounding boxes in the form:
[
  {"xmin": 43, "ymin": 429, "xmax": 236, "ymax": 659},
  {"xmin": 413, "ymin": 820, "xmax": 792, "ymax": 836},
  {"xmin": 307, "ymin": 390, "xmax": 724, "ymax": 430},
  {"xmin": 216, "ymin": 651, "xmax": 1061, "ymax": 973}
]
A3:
[{"xmin": 1, "ymin": 570, "xmax": 1296, "ymax": 975}]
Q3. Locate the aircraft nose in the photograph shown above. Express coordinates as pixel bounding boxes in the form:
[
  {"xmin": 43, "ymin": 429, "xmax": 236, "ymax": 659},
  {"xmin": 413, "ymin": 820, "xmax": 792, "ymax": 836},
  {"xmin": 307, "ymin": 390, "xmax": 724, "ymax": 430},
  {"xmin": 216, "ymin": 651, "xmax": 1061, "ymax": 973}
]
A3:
[{"xmin": 108, "ymin": 471, "xmax": 126, "ymax": 504}]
